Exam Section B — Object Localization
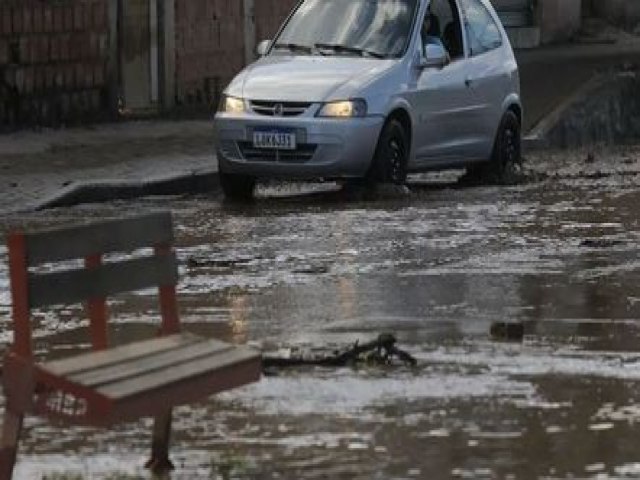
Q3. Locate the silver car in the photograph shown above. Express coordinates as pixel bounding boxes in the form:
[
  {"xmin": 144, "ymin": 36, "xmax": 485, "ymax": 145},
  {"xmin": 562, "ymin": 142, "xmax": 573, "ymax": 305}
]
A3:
[{"xmin": 214, "ymin": 0, "xmax": 521, "ymax": 200}]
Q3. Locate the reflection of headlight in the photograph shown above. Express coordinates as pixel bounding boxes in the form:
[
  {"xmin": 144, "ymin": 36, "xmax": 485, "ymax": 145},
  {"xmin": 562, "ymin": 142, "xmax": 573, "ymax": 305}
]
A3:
[
  {"xmin": 317, "ymin": 99, "xmax": 367, "ymax": 118},
  {"xmin": 219, "ymin": 95, "xmax": 245, "ymax": 113}
]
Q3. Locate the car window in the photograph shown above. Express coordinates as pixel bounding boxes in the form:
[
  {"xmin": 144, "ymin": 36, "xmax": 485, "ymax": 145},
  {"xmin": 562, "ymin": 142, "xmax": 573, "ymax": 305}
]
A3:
[
  {"xmin": 274, "ymin": 0, "xmax": 418, "ymax": 58},
  {"xmin": 423, "ymin": 0, "xmax": 464, "ymax": 60},
  {"xmin": 460, "ymin": 0, "xmax": 502, "ymax": 56}
]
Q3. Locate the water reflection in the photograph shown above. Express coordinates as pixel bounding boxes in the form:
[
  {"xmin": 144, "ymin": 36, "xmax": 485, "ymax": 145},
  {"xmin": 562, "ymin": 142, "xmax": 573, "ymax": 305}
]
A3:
[{"xmin": 1, "ymin": 165, "xmax": 640, "ymax": 477}]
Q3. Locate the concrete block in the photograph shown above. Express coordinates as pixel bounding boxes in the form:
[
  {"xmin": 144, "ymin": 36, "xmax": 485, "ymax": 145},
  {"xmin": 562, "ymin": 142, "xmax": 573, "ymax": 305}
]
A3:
[
  {"xmin": 23, "ymin": 66, "xmax": 34, "ymax": 94},
  {"xmin": 53, "ymin": 66, "xmax": 64, "ymax": 88},
  {"xmin": 23, "ymin": 8, "xmax": 32, "ymax": 33},
  {"xmin": 93, "ymin": 63, "xmax": 105, "ymax": 86},
  {"xmin": 49, "ymin": 35, "xmax": 60, "ymax": 61},
  {"xmin": 84, "ymin": 63, "xmax": 94, "ymax": 88},
  {"xmin": 1, "ymin": 8, "xmax": 12, "ymax": 35},
  {"xmin": 74, "ymin": 5, "xmax": 84, "ymax": 31},
  {"xmin": 92, "ymin": 2, "xmax": 106, "ymax": 30},
  {"xmin": 84, "ymin": 4, "xmax": 93, "ymax": 32},
  {"xmin": 75, "ymin": 63, "xmax": 85, "ymax": 88},
  {"xmin": 39, "ymin": 36, "xmax": 50, "ymax": 64},
  {"xmin": 89, "ymin": 88, "xmax": 101, "ymax": 110},
  {"xmin": 45, "ymin": 65, "xmax": 56, "ymax": 89},
  {"xmin": 59, "ymin": 34, "xmax": 70, "ymax": 61},
  {"xmin": 34, "ymin": 65, "xmax": 45, "ymax": 91},
  {"xmin": 69, "ymin": 33, "xmax": 81, "ymax": 61},
  {"xmin": 53, "ymin": 7, "xmax": 64, "ymax": 33},
  {"xmin": 89, "ymin": 33, "xmax": 99, "ymax": 59},
  {"xmin": 64, "ymin": 6, "xmax": 74, "ymax": 31},
  {"xmin": 44, "ymin": 6, "xmax": 54, "ymax": 33},
  {"xmin": 32, "ymin": 6, "xmax": 43, "ymax": 33},
  {"xmin": 98, "ymin": 33, "xmax": 108, "ymax": 57},
  {"xmin": 19, "ymin": 36, "xmax": 30, "ymax": 63},
  {"xmin": 0, "ymin": 39, "xmax": 8, "ymax": 65},
  {"xmin": 64, "ymin": 64, "xmax": 75, "ymax": 89},
  {"xmin": 12, "ymin": 8, "xmax": 22, "ymax": 34}
]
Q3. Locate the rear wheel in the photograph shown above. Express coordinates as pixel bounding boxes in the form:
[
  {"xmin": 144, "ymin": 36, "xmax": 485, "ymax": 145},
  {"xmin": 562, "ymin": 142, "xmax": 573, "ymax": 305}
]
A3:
[
  {"xmin": 367, "ymin": 119, "xmax": 409, "ymax": 185},
  {"xmin": 465, "ymin": 110, "xmax": 521, "ymax": 184},
  {"xmin": 219, "ymin": 171, "xmax": 256, "ymax": 201}
]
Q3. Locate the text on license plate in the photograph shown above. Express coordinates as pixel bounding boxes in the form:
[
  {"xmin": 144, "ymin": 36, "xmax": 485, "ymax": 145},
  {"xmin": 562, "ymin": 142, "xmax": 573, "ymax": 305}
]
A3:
[{"xmin": 253, "ymin": 129, "xmax": 297, "ymax": 150}]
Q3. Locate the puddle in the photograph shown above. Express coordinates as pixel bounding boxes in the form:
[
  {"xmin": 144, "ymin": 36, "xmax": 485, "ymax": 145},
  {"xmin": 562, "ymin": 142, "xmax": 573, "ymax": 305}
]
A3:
[{"xmin": 1, "ymin": 148, "xmax": 640, "ymax": 478}]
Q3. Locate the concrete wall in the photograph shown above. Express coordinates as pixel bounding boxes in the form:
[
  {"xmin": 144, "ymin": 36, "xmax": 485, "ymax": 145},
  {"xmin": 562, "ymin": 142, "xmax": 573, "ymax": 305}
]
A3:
[
  {"xmin": 544, "ymin": 72, "xmax": 640, "ymax": 148},
  {"xmin": 538, "ymin": 0, "xmax": 582, "ymax": 44},
  {"xmin": 0, "ymin": 0, "xmax": 111, "ymax": 130},
  {"xmin": 590, "ymin": 0, "xmax": 640, "ymax": 31}
]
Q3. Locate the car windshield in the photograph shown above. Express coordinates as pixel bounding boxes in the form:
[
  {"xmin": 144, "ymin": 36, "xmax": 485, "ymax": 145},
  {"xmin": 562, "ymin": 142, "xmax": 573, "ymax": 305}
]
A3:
[{"xmin": 273, "ymin": 0, "xmax": 418, "ymax": 58}]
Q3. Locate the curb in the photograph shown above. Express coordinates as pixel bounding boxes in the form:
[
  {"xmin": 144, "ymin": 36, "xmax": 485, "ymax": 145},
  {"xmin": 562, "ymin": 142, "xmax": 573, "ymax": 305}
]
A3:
[
  {"xmin": 32, "ymin": 168, "xmax": 220, "ymax": 211},
  {"xmin": 522, "ymin": 74, "xmax": 608, "ymax": 151}
]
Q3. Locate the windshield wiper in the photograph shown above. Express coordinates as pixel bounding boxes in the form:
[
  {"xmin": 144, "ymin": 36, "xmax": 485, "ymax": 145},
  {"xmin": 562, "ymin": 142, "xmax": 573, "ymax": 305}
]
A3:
[
  {"xmin": 314, "ymin": 43, "xmax": 387, "ymax": 59},
  {"xmin": 273, "ymin": 43, "xmax": 314, "ymax": 54}
]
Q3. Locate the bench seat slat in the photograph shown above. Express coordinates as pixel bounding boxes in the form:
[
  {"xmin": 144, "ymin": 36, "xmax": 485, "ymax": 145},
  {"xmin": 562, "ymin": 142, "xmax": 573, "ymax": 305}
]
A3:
[
  {"xmin": 44, "ymin": 333, "xmax": 201, "ymax": 376},
  {"xmin": 69, "ymin": 339, "xmax": 235, "ymax": 388},
  {"xmin": 99, "ymin": 347, "xmax": 260, "ymax": 400},
  {"xmin": 29, "ymin": 254, "xmax": 178, "ymax": 308},
  {"xmin": 26, "ymin": 212, "xmax": 173, "ymax": 266}
]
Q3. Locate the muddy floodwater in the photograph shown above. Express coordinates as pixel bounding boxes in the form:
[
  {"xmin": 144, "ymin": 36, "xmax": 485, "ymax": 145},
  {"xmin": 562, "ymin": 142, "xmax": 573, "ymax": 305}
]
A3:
[{"xmin": 1, "ymin": 147, "xmax": 640, "ymax": 479}]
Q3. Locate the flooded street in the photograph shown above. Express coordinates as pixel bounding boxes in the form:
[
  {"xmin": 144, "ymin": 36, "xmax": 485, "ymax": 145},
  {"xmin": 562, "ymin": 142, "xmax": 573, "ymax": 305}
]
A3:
[{"xmin": 2, "ymin": 147, "xmax": 640, "ymax": 479}]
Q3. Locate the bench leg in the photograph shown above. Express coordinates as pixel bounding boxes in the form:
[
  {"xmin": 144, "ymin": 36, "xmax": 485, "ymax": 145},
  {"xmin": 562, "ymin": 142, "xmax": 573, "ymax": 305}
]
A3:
[
  {"xmin": 0, "ymin": 409, "xmax": 24, "ymax": 480},
  {"xmin": 145, "ymin": 409, "xmax": 175, "ymax": 474}
]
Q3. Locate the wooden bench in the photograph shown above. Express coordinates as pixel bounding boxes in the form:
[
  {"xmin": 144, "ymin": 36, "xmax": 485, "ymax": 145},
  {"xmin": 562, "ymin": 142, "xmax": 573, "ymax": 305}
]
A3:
[{"xmin": 0, "ymin": 212, "xmax": 261, "ymax": 479}]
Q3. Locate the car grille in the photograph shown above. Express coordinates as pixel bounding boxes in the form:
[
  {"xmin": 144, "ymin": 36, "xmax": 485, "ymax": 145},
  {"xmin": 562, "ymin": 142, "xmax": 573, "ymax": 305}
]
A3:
[
  {"xmin": 238, "ymin": 142, "xmax": 317, "ymax": 163},
  {"xmin": 250, "ymin": 100, "xmax": 312, "ymax": 117}
]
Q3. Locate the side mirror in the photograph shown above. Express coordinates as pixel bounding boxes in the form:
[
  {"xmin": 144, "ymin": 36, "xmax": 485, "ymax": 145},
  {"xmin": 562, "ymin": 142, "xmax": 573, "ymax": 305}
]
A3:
[
  {"xmin": 418, "ymin": 43, "xmax": 449, "ymax": 69},
  {"xmin": 256, "ymin": 39, "xmax": 271, "ymax": 57}
]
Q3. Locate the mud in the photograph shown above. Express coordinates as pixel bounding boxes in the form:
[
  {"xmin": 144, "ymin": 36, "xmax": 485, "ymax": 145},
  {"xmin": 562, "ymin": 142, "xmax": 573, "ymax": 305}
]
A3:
[{"xmin": 1, "ymin": 146, "xmax": 640, "ymax": 479}]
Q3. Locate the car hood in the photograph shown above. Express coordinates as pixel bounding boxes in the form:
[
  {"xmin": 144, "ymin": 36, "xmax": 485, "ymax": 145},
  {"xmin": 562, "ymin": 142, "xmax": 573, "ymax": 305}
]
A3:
[{"xmin": 228, "ymin": 55, "xmax": 396, "ymax": 102}]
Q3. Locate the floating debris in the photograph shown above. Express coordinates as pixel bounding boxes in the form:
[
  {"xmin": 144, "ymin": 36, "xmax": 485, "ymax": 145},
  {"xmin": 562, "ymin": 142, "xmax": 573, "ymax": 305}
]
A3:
[
  {"xmin": 580, "ymin": 239, "xmax": 624, "ymax": 249},
  {"xmin": 490, "ymin": 322, "xmax": 525, "ymax": 342},
  {"xmin": 263, "ymin": 333, "xmax": 417, "ymax": 371}
]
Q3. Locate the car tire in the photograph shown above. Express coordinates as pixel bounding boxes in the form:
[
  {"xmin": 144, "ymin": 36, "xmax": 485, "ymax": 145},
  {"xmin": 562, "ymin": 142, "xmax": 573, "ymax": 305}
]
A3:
[
  {"xmin": 367, "ymin": 119, "xmax": 409, "ymax": 185},
  {"xmin": 466, "ymin": 110, "xmax": 521, "ymax": 184},
  {"xmin": 220, "ymin": 171, "xmax": 256, "ymax": 201}
]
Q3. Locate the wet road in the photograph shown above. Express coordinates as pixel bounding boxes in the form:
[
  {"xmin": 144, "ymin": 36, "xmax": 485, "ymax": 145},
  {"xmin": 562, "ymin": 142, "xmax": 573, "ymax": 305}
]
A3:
[{"xmin": 1, "ymin": 146, "xmax": 640, "ymax": 479}]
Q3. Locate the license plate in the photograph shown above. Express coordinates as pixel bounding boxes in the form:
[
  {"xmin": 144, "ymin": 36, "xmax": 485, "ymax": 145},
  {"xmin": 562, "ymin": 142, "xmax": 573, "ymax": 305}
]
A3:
[{"xmin": 253, "ymin": 129, "xmax": 297, "ymax": 150}]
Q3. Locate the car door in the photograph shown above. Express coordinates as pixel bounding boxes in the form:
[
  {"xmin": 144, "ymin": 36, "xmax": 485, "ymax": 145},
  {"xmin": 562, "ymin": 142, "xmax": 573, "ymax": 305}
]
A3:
[
  {"xmin": 458, "ymin": 0, "xmax": 510, "ymax": 160},
  {"xmin": 408, "ymin": 0, "xmax": 478, "ymax": 167}
]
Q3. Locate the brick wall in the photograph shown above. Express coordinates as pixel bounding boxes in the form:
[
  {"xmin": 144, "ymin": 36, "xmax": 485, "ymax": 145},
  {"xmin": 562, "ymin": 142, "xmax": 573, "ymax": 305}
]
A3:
[
  {"xmin": 174, "ymin": 0, "xmax": 245, "ymax": 107},
  {"xmin": 173, "ymin": 0, "xmax": 298, "ymax": 108},
  {"xmin": 0, "ymin": 0, "xmax": 111, "ymax": 129},
  {"xmin": 254, "ymin": 0, "xmax": 297, "ymax": 42}
]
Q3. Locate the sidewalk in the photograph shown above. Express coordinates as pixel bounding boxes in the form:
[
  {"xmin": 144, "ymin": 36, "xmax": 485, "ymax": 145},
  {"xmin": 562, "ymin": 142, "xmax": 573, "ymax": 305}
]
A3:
[
  {"xmin": 1, "ymin": 37, "xmax": 639, "ymax": 214},
  {"xmin": 0, "ymin": 120, "xmax": 218, "ymax": 213}
]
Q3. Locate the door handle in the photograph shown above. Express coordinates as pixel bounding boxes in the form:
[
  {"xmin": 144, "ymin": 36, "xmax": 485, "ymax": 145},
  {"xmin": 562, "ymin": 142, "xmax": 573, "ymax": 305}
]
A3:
[{"xmin": 465, "ymin": 77, "xmax": 474, "ymax": 87}]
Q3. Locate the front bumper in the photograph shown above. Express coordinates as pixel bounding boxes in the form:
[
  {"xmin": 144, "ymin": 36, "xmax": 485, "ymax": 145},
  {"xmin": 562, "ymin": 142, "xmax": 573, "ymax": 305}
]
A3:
[{"xmin": 214, "ymin": 112, "xmax": 384, "ymax": 180}]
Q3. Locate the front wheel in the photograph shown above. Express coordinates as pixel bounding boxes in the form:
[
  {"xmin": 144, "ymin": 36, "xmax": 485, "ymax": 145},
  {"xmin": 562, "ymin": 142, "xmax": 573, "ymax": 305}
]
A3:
[
  {"xmin": 219, "ymin": 171, "xmax": 256, "ymax": 201},
  {"xmin": 367, "ymin": 119, "xmax": 409, "ymax": 185}
]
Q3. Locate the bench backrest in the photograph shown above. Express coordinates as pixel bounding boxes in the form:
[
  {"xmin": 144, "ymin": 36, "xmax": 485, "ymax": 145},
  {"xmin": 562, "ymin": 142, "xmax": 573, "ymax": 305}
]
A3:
[{"xmin": 7, "ymin": 212, "xmax": 180, "ymax": 359}]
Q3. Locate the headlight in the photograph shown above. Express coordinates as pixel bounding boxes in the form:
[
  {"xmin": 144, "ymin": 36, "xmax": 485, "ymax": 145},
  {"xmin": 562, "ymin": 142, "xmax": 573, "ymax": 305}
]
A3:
[
  {"xmin": 317, "ymin": 99, "xmax": 367, "ymax": 118},
  {"xmin": 219, "ymin": 95, "xmax": 245, "ymax": 114}
]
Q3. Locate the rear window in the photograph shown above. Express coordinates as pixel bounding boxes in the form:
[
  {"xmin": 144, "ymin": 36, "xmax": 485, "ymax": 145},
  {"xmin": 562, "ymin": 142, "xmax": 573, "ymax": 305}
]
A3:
[{"xmin": 460, "ymin": 0, "xmax": 503, "ymax": 56}]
